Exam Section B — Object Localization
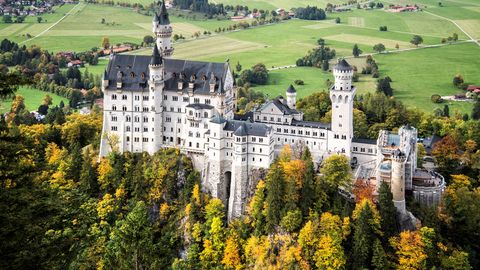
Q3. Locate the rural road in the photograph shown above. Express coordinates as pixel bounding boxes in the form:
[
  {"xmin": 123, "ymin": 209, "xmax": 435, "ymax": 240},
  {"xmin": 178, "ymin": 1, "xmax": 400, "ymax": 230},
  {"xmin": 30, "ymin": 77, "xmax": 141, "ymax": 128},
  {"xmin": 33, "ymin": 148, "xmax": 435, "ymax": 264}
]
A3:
[
  {"xmin": 19, "ymin": 2, "xmax": 81, "ymax": 45},
  {"xmin": 424, "ymin": 10, "xmax": 479, "ymax": 47},
  {"xmin": 267, "ymin": 40, "xmax": 475, "ymax": 71}
]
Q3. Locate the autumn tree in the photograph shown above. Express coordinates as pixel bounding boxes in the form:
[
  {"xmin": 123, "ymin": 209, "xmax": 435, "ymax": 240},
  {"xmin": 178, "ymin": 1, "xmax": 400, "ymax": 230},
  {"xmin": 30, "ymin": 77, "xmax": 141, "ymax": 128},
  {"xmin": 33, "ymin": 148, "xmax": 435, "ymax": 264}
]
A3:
[
  {"xmin": 222, "ymin": 234, "xmax": 242, "ymax": 269},
  {"xmin": 248, "ymin": 180, "xmax": 267, "ymax": 236},
  {"xmin": 390, "ymin": 230, "xmax": 427, "ymax": 270},
  {"xmin": 432, "ymin": 135, "xmax": 460, "ymax": 179},
  {"xmin": 320, "ymin": 154, "xmax": 351, "ymax": 192},
  {"xmin": 102, "ymin": 36, "xmax": 110, "ymax": 49}
]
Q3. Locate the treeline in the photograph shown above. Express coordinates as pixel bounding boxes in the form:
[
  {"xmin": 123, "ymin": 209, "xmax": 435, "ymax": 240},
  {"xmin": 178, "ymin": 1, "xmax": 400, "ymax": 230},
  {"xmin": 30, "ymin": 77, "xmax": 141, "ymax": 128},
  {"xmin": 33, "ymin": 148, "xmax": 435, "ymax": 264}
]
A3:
[
  {"xmin": 294, "ymin": 6, "xmax": 327, "ymax": 20},
  {"xmin": 0, "ymin": 39, "xmax": 102, "ymax": 107},
  {"xmin": 173, "ymin": 0, "xmax": 226, "ymax": 16}
]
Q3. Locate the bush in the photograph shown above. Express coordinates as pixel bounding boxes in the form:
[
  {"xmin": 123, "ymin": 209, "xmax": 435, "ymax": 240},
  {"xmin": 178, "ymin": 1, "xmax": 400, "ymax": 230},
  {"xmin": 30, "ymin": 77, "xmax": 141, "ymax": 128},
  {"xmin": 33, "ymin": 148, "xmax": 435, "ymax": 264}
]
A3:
[
  {"xmin": 294, "ymin": 80, "xmax": 304, "ymax": 85},
  {"xmin": 431, "ymin": 94, "xmax": 443, "ymax": 103}
]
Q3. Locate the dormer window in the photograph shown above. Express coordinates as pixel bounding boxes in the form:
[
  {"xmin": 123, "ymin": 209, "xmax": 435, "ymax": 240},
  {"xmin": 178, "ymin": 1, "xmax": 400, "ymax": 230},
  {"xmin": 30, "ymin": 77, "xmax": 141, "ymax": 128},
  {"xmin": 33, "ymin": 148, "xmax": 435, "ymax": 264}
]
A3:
[
  {"xmin": 130, "ymin": 72, "xmax": 135, "ymax": 78},
  {"xmin": 141, "ymin": 72, "xmax": 146, "ymax": 80}
]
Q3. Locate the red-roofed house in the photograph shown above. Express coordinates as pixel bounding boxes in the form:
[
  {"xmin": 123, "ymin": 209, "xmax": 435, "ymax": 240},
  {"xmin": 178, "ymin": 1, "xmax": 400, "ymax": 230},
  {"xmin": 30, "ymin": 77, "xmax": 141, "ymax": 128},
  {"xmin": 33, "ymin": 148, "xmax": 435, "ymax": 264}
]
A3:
[{"xmin": 467, "ymin": 85, "xmax": 480, "ymax": 92}]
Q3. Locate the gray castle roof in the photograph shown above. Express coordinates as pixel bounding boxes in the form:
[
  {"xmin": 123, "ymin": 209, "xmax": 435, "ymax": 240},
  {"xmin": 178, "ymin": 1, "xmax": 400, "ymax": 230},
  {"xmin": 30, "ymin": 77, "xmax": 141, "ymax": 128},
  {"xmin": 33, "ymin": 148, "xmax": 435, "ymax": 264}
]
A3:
[
  {"xmin": 150, "ymin": 44, "xmax": 163, "ymax": 66},
  {"xmin": 259, "ymin": 96, "xmax": 300, "ymax": 115},
  {"xmin": 211, "ymin": 114, "xmax": 227, "ymax": 124},
  {"xmin": 352, "ymin": 138, "xmax": 376, "ymax": 145},
  {"xmin": 224, "ymin": 120, "xmax": 270, "ymax": 137},
  {"xmin": 104, "ymin": 54, "xmax": 229, "ymax": 94},
  {"xmin": 154, "ymin": 1, "xmax": 170, "ymax": 25},
  {"xmin": 286, "ymin": 84, "xmax": 296, "ymax": 93},
  {"xmin": 186, "ymin": 103, "xmax": 213, "ymax": 110},
  {"xmin": 334, "ymin": 59, "xmax": 353, "ymax": 71}
]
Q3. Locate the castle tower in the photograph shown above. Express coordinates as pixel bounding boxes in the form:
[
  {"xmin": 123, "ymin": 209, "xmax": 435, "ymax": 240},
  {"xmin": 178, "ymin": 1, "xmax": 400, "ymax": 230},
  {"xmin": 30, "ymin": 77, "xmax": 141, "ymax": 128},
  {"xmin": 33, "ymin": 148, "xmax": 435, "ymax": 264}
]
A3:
[
  {"xmin": 229, "ymin": 123, "xmax": 249, "ymax": 221},
  {"xmin": 286, "ymin": 84, "xmax": 297, "ymax": 109},
  {"xmin": 329, "ymin": 59, "xmax": 356, "ymax": 156},
  {"xmin": 391, "ymin": 150, "xmax": 407, "ymax": 214},
  {"xmin": 148, "ymin": 44, "xmax": 165, "ymax": 154},
  {"xmin": 152, "ymin": 1, "xmax": 174, "ymax": 57}
]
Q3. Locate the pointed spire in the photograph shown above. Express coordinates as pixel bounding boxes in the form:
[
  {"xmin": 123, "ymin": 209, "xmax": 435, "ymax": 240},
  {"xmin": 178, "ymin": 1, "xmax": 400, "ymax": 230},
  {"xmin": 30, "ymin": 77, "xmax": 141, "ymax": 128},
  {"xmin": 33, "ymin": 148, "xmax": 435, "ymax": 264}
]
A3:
[
  {"xmin": 158, "ymin": 1, "xmax": 170, "ymax": 25},
  {"xmin": 287, "ymin": 84, "xmax": 296, "ymax": 93},
  {"xmin": 150, "ymin": 44, "xmax": 163, "ymax": 66}
]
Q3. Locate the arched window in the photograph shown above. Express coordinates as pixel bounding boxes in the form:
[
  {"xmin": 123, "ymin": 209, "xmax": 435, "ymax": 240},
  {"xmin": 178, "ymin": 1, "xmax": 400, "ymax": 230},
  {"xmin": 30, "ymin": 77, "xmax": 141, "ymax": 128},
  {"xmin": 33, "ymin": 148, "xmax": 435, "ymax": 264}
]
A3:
[{"xmin": 338, "ymin": 95, "xmax": 343, "ymax": 103}]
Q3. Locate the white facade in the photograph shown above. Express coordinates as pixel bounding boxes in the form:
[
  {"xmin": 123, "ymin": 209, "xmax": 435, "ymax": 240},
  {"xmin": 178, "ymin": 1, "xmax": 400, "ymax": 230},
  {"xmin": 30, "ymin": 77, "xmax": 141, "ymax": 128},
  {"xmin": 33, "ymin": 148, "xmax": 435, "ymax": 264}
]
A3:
[{"xmin": 99, "ymin": 4, "xmax": 443, "ymax": 219}]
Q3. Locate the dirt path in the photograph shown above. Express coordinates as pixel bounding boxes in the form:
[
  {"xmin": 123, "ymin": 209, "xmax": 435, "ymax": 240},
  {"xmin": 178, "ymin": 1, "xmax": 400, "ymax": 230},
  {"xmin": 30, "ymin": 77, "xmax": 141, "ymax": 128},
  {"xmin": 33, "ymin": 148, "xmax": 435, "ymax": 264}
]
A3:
[{"xmin": 19, "ymin": 2, "xmax": 82, "ymax": 45}]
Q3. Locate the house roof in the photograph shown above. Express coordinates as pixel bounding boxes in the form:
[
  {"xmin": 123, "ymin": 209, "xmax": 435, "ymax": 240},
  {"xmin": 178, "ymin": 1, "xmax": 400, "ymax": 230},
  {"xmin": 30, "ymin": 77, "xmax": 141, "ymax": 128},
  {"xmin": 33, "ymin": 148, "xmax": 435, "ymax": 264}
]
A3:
[
  {"xmin": 211, "ymin": 114, "xmax": 227, "ymax": 124},
  {"xmin": 104, "ymin": 54, "xmax": 229, "ymax": 94},
  {"xmin": 150, "ymin": 44, "xmax": 163, "ymax": 66}
]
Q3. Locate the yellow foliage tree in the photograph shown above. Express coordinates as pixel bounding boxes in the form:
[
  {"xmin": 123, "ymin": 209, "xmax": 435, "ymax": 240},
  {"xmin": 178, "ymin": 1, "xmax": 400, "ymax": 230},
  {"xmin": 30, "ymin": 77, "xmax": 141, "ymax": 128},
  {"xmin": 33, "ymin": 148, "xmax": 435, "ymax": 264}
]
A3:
[
  {"xmin": 390, "ymin": 230, "xmax": 427, "ymax": 270},
  {"xmin": 315, "ymin": 234, "xmax": 346, "ymax": 270},
  {"xmin": 222, "ymin": 235, "xmax": 242, "ymax": 270}
]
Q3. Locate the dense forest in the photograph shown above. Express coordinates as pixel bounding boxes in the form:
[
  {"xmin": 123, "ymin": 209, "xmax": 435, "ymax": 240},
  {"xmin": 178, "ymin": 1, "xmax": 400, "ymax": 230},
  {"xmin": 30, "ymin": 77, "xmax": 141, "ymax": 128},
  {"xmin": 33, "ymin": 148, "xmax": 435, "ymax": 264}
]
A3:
[{"xmin": 1, "ymin": 77, "xmax": 480, "ymax": 268}]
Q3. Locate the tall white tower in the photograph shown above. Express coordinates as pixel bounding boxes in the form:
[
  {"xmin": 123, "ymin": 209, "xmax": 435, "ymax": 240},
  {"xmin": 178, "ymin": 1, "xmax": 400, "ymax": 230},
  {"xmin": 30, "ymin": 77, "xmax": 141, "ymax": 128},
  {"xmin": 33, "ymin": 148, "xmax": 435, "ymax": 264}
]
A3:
[
  {"xmin": 152, "ymin": 1, "xmax": 174, "ymax": 57},
  {"xmin": 329, "ymin": 59, "xmax": 356, "ymax": 156},
  {"xmin": 148, "ymin": 44, "xmax": 165, "ymax": 154},
  {"xmin": 391, "ymin": 150, "xmax": 407, "ymax": 214},
  {"xmin": 286, "ymin": 84, "xmax": 297, "ymax": 109}
]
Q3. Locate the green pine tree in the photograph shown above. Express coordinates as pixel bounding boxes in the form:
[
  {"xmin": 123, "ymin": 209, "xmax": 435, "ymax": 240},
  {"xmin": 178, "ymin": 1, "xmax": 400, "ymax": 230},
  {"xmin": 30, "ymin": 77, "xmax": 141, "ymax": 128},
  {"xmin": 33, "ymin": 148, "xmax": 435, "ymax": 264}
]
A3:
[
  {"xmin": 377, "ymin": 181, "xmax": 398, "ymax": 240},
  {"xmin": 300, "ymin": 148, "xmax": 316, "ymax": 215},
  {"xmin": 371, "ymin": 238, "xmax": 388, "ymax": 270},
  {"xmin": 105, "ymin": 201, "xmax": 155, "ymax": 270},
  {"xmin": 265, "ymin": 161, "xmax": 286, "ymax": 233}
]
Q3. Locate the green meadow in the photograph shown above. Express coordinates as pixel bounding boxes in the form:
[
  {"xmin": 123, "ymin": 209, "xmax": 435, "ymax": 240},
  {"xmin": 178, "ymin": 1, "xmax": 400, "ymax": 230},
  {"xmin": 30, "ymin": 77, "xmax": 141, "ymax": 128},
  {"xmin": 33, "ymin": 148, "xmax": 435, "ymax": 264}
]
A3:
[
  {"xmin": 1, "ymin": 1, "xmax": 479, "ymax": 114},
  {"xmin": 0, "ymin": 87, "xmax": 69, "ymax": 113}
]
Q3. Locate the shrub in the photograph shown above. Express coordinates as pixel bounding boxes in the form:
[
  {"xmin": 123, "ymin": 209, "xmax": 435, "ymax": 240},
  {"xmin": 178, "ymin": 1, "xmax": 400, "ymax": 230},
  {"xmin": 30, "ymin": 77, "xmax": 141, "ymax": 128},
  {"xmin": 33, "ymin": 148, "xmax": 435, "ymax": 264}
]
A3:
[
  {"xmin": 431, "ymin": 94, "xmax": 443, "ymax": 103},
  {"xmin": 294, "ymin": 80, "xmax": 304, "ymax": 85}
]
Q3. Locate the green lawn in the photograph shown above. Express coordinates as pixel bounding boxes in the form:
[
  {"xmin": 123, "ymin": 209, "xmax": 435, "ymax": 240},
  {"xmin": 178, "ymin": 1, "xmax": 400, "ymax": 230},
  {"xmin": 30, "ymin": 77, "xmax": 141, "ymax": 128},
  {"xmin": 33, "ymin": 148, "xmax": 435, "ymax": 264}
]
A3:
[{"xmin": 0, "ymin": 87, "xmax": 69, "ymax": 113}]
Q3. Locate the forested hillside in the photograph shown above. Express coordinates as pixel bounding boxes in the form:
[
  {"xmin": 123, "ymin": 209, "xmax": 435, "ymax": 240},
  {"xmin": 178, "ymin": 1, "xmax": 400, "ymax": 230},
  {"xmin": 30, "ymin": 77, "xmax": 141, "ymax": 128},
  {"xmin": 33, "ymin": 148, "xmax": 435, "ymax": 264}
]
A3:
[{"xmin": 1, "ymin": 89, "xmax": 480, "ymax": 269}]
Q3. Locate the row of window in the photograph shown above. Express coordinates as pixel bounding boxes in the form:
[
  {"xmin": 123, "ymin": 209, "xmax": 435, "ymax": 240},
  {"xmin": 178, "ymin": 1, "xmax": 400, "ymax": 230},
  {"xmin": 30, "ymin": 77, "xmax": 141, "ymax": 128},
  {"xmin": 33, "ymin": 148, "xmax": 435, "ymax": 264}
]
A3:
[
  {"xmin": 112, "ymin": 115, "xmax": 152, "ymax": 122},
  {"xmin": 111, "ymin": 105, "xmax": 150, "ymax": 112},
  {"xmin": 163, "ymin": 95, "xmax": 211, "ymax": 104},
  {"xmin": 334, "ymin": 134, "xmax": 347, "ymax": 140},
  {"xmin": 111, "ymin": 94, "xmax": 149, "ymax": 101},
  {"xmin": 276, "ymin": 127, "xmax": 325, "ymax": 137},
  {"xmin": 258, "ymin": 115, "xmax": 289, "ymax": 123},
  {"xmin": 125, "ymin": 136, "xmax": 150, "ymax": 143},
  {"xmin": 353, "ymin": 147, "xmax": 374, "ymax": 154}
]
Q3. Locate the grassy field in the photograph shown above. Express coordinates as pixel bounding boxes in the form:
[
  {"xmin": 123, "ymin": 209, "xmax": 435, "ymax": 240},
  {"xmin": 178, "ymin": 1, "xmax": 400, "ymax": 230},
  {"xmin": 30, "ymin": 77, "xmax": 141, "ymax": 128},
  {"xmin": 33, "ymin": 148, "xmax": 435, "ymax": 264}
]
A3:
[
  {"xmin": 0, "ymin": 87, "xmax": 69, "ymax": 113},
  {"xmin": 1, "ymin": 1, "xmax": 479, "ymax": 114},
  {"xmin": 211, "ymin": 0, "xmax": 345, "ymax": 10}
]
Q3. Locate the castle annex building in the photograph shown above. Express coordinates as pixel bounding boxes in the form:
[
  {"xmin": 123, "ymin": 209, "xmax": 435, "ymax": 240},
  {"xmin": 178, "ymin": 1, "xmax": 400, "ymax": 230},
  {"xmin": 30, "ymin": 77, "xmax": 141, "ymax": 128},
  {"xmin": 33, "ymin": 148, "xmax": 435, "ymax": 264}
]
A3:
[{"xmin": 100, "ymin": 2, "xmax": 444, "ymax": 220}]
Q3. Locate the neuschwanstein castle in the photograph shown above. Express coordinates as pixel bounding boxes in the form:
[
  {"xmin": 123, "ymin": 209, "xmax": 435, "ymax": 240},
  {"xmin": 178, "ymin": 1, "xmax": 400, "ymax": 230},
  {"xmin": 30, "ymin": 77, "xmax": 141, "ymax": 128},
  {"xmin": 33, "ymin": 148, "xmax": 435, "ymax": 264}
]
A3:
[{"xmin": 100, "ymin": 2, "xmax": 444, "ymax": 220}]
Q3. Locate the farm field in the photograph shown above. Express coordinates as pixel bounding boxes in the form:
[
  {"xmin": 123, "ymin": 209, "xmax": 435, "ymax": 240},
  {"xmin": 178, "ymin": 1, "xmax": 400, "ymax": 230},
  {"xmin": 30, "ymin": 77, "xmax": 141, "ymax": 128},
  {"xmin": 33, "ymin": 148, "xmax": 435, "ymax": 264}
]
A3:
[
  {"xmin": 211, "ymin": 0, "xmax": 346, "ymax": 10},
  {"xmin": 0, "ymin": 87, "xmax": 69, "ymax": 113},
  {"xmin": 1, "ymin": 0, "xmax": 479, "ymax": 114}
]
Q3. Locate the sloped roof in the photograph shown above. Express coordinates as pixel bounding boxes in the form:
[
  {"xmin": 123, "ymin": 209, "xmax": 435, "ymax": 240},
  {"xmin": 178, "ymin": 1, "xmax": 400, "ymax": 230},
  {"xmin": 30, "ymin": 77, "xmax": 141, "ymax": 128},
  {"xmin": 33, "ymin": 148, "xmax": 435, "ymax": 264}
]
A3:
[
  {"xmin": 155, "ymin": 1, "xmax": 170, "ymax": 25},
  {"xmin": 104, "ymin": 54, "xmax": 229, "ymax": 94},
  {"xmin": 224, "ymin": 120, "xmax": 270, "ymax": 137},
  {"xmin": 334, "ymin": 59, "xmax": 353, "ymax": 71},
  {"xmin": 286, "ymin": 84, "xmax": 296, "ymax": 93},
  {"xmin": 256, "ymin": 96, "xmax": 300, "ymax": 116}
]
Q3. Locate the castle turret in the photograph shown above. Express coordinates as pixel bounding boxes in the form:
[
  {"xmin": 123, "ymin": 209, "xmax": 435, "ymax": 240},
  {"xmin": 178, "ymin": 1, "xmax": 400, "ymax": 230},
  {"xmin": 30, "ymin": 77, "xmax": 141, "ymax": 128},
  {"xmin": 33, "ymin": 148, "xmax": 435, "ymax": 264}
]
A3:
[
  {"xmin": 148, "ymin": 44, "xmax": 165, "ymax": 153},
  {"xmin": 152, "ymin": 1, "xmax": 174, "ymax": 57},
  {"xmin": 230, "ymin": 123, "xmax": 249, "ymax": 221},
  {"xmin": 329, "ymin": 59, "xmax": 356, "ymax": 156},
  {"xmin": 102, "ymin": 69, "xmax": 109, "ymax": 89},
  {"xmin": 286, "ymin": 84, "xmax": 296, "ymax": 109},
  {"xmin": 391, "ymin": 150, "xmax": 407, "ymax": 214}
]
